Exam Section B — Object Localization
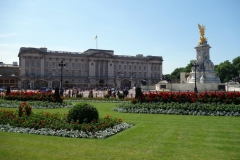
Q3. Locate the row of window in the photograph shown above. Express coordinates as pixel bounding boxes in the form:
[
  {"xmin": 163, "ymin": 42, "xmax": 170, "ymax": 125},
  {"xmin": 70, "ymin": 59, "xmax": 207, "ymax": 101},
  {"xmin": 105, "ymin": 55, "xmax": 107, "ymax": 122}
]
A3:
[
  {"xmin": 114, "ymin": 65, "xmax": 160, "ymax": 71},
  {"xmin": 26, "ymin": 61, "xmax": 161, "ymax": 72},
  {"xmin": 26, "ymin": 61, "xmax": 88, "ymax": 69}
]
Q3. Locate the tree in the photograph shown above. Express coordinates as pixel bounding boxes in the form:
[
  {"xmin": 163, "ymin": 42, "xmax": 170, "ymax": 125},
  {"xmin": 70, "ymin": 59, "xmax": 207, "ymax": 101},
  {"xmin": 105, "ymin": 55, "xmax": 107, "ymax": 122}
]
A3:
[
  {"xmin": 215, "ymin": 60, "xmax": 238, "ymax": 82},
  {"xmin": 169, "ymin": 60, "xmax": 194, "ymax": 80},
  {"xmin": 170, "ymin": 67, "xmax": 185, "ymax": 80},
  {"xmin": 184, "ymin": 60, "xmax": 195, "ymax": 73},
  {"xmin": 232, "ymin": 56, "xmax": 240, "ymax": 75}
]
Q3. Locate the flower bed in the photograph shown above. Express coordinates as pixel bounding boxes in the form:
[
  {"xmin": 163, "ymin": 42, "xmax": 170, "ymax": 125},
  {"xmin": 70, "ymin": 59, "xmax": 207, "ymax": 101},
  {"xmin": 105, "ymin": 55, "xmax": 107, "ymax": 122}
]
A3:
[
  {"xmin": 0, "ymin": 99, "xmax": 72, "ymax": 109},
  {"xmin": 0, "ymin": 106, "xmax": 132, "ymax": 139},
  {"xmin": 4, "ymin": 91, "xmax": 58, "ymax": 102},
  {"xmin": 65, "ymin": 97, "xmax": 132, "ymax": 102},
  {"xmin": 113, "ymin": 102, "xmax": 240, "ymax": 116},
  {"xmin": 137, "ymin": 91, "xmax": 240, "ymax": 104}
]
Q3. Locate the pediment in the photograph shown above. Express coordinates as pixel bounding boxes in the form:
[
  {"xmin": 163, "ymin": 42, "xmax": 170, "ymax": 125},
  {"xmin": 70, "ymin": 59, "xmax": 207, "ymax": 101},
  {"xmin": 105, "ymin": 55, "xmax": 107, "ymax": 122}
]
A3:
[
  {"xmin": 148, "ymin": 57, "xmax": 163, "ymax": 61},
  {"xmin": 91, "ymin": 52, "xmax": 113, "ymax": 58}
]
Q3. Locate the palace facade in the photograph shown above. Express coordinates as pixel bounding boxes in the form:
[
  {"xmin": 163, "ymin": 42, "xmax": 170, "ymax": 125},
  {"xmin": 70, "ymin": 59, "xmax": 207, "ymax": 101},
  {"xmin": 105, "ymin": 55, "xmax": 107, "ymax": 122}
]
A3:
[{"xmin": 18, "ymin": 47, "xmax": 163, "ymax": 89}]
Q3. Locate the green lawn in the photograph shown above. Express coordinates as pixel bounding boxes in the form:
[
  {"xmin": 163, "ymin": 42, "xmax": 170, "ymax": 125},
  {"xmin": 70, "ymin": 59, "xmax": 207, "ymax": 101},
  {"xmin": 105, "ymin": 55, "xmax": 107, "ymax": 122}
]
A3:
[{"xmin": 0, "ymin": 102, "xmax": 240, "ymax": 160}]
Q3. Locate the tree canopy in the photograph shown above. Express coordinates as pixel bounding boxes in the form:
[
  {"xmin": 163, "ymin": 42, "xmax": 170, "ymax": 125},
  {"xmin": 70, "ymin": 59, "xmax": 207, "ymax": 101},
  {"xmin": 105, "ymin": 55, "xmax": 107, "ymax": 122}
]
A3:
[
  {"xmin": 169, "ymin": 56, "xmax": 240, "ymax": 83},
  {"xmin": 170, "ymin": 60, "xmax": 194, "ymax": 80},
  {"xmin": 215, "ymin": 56, "xmax": 240, "ymax": 82}
]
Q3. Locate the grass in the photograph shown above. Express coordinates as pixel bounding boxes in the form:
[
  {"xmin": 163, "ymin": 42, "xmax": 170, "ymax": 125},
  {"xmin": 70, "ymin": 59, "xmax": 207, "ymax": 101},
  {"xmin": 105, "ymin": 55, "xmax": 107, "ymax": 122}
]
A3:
[{"xmin": 0, "ymin": 102, "xmax": 240, "ymax": 160}]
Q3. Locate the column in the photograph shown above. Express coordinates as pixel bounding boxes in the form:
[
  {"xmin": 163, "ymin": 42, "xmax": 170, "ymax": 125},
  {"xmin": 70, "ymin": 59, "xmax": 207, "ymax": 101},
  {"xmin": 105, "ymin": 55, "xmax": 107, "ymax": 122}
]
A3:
[
  {"xmin": 21, "ymin": 57, "xmax": 26, "ymax": 75},
  {"xmin": 41, "ymin": 57, "xmax": 44, "ymax": 76}
]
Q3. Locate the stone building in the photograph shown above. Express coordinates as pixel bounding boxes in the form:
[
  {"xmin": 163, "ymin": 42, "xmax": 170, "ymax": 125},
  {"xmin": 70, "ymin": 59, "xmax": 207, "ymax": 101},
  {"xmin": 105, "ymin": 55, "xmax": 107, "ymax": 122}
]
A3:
[
  {"xmin": 18, "ymin": 47, "xmax": 163, "ymax": 89},
  {"xmin": 0, "ymin": 62, "xmax": 19, "ymax": 88}
]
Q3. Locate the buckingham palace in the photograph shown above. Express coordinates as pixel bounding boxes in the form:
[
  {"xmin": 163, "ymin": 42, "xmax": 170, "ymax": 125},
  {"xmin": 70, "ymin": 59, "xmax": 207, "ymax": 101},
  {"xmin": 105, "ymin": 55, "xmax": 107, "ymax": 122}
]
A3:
[{"xmin": 18, "ymin": 47, "xmax": 163, "ymax": 89}]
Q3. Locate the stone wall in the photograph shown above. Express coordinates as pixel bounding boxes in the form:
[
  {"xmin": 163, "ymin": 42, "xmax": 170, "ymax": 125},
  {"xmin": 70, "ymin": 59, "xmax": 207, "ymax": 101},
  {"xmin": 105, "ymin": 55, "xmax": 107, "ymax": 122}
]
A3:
[
  {"xmin": 155, "ymin": 82, "xmax": 225, "ymax": 92},
  {"xmin": 226, "ymin": 82, "xmax": 240, "ymax": 91}
]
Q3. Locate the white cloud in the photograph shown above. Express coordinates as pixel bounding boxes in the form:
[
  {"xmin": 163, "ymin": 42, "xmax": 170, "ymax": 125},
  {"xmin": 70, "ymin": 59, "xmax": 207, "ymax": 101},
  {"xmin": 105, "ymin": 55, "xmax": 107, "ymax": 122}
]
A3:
[{"xmin": 0, "ymin": 33, "xmax": 18, "ymax": 38}]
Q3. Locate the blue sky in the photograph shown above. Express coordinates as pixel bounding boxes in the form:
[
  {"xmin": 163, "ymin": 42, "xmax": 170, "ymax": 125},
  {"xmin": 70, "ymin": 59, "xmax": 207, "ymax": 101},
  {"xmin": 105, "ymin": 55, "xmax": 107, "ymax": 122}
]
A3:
[{"xmin": 0, "ymin": 0, "xmax": 239, "ymax": 74}]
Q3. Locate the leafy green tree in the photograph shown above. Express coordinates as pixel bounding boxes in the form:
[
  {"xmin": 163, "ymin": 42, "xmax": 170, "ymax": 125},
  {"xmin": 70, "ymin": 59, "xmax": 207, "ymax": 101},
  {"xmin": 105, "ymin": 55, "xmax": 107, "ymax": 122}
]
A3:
[
  {"xmin": 232, "ymin": 56, "xmax": 240, "ymax": 75},
  {"xmin": 170, "ymin": 67, "xmax": 185, "ymax": 79},
  {"xmin": 184, "ymin": 60, "xmax": 195, "ymax": 72},
  {"xmin": 169, "ymin": 60, "xmax": 194, "ymax": 80},
  {"xmin": 215, "ymin": 60, "xmax": 238, "ymax": 82}
]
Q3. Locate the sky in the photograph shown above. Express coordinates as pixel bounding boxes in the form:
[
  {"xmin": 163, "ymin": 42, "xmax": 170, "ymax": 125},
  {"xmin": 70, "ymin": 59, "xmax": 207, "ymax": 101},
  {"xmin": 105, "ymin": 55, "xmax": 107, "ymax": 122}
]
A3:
[{"xmin": 0, "ymin": 0, "xmax": 239, "ymax": 74}]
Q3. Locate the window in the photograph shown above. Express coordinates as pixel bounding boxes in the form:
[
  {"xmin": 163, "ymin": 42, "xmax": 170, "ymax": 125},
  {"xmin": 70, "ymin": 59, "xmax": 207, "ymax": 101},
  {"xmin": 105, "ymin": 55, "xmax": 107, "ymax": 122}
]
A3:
[
  {"xmin": 37, "ymin": 62, "xmax": 40, "ymax": 67},
  {"xmin": 65, "ymin": 63, "xmax": 68, "ymax": 69},
  {"xmin": 26, "ymin": 61, "xmax": 29, "ymax": 67},
  {"xmin": 134, "ymin": 66, "xmax": 136, "ymax": 70},
  {"xmin": 129, "ymin": 66, "xmax": 131, "ymax": 70},
  {"xmin": 45, "ymin": 62, "xmax": 48, "ymax": 67},
  {"xmin": 72, "ymin": 63, "xmax": 75, "ymax": 68},
  {"xmin": 31, "ymin": 61, "xmax": 34, "ymax": 67},
  {"xmin": 119, "ymin": 65, "xmax": 121, "ymax": 70},
  {"xmin": 72, "ymin": 70, "xmax": 75, "ymax": 76},
  {"xmin": 45, "ymin": 70, "xmax": 48, "ymax": 76},
  {"xmin": 78, "ymin": 63, "xmax": 81, "ymax": 69},
  {"xmin": 124, "ymin": 65, "xmax": 126, "ymax": 70},
  {"xmin": 37, "ymin": 69, "xmax": 40, "ymax": 76},
  {"xmin": 25, "ymin": 69, "xmax": 29, "ymax": 75},
  {"xmin": 144, "ymin": 66, "xmax": 146, "ymax": 71},
  {"xmin": 139, "ymin": 66, "xmax": 141, "ymax": 70},
  {"xmin": 52, "ymin": 62, "xmax": 55, "ymax": 68},
  {"xmin": 78, "ymin": 70, "xmax": 81, "ymax": 76}
]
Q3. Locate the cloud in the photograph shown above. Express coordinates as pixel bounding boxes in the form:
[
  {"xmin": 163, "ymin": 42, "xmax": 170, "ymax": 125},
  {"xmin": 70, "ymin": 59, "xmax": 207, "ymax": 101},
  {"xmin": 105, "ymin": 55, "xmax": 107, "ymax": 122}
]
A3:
[{"xmin": 0, "ymin": 33, "xmax": 18, "ymax": 38}]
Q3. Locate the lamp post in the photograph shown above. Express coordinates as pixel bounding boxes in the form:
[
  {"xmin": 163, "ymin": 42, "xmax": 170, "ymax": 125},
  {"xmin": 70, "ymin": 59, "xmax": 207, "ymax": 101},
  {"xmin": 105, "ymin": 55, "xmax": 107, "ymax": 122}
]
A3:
[
  {"xmin": 58, "ymin": 61, "xmax": 65, "ymax": 96},
  {"xmin": 192, "ymin": 61, "xmax": 199, "ymax": 93}
]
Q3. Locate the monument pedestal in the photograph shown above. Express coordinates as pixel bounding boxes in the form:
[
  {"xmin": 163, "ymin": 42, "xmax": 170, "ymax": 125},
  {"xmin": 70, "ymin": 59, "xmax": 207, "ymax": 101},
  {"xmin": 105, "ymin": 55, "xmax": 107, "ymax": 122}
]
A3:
[{"xmin": 187, "ymin": 43, "xmax": 220, "ymax": 84}]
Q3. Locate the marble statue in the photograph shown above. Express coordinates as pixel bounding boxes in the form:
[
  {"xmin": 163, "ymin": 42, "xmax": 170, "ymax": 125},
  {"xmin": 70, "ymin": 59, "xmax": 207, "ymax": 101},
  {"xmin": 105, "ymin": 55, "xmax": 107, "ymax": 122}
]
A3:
[{"xmin": 204, "ymin": 58, "xmax": 214, "ymax": 71}]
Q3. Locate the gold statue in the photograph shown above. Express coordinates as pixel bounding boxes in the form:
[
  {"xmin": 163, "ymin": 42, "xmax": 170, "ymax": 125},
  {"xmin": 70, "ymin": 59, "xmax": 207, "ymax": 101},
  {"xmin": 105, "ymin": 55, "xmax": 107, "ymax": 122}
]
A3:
[{"xmin": 198, "ymin": 24, "xmax": 207, "ymax": 45}]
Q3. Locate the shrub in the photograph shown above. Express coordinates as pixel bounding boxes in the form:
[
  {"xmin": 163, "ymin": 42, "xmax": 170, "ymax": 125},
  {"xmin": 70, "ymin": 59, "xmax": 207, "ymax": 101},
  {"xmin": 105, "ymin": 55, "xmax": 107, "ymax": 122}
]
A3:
[
  {"xmin": 18, "ymin": 102, "xmax": 32, "ymax": 117},
  {"xmin": 88, "ymin": 90, "xmax": 93, "ymax": 98},
  {"xmin": 76, "ymin": 93, "xmax": 83, "ymax": 98},
  {"xmin": 54, "ymin": 87, "xmax": 63, "ymax": 103},
  {"xmin": 67, "ymin": 103, "xmax": 99, "ymax": 123},
  {"xmin": 118, "ymin": 93, "xmax": 124, "ymax": 99},
  {"xmin": 6, "ymin": 87, "xmax": 11, "ymax": 95},
  {"xmin": 135, "ymin": 87, "xmax": 143, "ymax": 100},
  {"xmin": 104, "ymin": 94, "xmax": 110, "ymax": 98}
]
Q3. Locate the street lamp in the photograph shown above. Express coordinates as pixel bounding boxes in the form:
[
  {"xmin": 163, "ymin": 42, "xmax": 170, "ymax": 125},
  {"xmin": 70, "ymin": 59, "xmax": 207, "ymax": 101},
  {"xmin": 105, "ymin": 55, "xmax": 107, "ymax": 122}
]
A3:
[
  {"xmin": 192, "ymin": 61, "xmax": 199, "ymax": 93},
  {"xmin": 58, "ymin": 61, "xmax": 65, "ymax": 96}
]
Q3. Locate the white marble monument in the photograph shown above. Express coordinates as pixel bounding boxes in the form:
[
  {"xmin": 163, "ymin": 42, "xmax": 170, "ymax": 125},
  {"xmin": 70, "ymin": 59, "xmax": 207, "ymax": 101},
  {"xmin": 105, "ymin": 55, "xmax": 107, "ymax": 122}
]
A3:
[{"xmin": 187, "ymin": 24, "xmax": 221, "ymax": 84}]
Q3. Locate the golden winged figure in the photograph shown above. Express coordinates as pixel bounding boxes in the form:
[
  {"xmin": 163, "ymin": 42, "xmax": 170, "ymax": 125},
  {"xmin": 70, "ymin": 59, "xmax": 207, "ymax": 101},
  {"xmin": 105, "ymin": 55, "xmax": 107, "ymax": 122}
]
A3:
[{"xmin": 198, "ymin": 24, "xmax": 207, "ymax": 45}]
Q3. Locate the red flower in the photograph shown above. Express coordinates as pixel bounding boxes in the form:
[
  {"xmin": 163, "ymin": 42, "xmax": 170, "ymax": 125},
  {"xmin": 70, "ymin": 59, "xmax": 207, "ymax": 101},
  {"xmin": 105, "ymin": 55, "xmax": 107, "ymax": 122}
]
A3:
[{"xmin": 105, "ymin": 115, "xmax": 109, "ymax": 119}]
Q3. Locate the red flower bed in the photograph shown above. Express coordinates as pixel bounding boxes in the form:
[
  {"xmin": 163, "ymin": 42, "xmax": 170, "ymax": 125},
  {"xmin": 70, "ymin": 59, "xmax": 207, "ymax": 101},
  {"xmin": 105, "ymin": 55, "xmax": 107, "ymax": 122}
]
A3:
[
  {"xmin": 4, "ymin": 91, "xmax": 57, "ymax": 102},
  {"xmin": 137, "ymin": 91, "xmax": 240, "ymax": 104}
]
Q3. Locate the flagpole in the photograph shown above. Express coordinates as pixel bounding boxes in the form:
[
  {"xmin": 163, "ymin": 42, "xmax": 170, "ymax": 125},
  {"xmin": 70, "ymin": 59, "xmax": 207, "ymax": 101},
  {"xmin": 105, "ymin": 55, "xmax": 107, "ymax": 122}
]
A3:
[{"xmin": 95, "ymin": 34, "xmax": 98, "ymax": 49}]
